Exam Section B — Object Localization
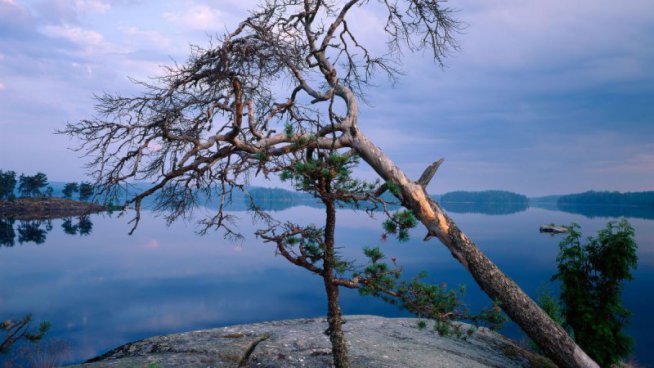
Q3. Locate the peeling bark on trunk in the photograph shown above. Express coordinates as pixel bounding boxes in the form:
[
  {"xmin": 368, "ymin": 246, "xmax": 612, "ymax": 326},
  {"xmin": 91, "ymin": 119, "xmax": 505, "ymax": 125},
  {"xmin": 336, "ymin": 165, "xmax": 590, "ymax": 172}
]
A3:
[{"xmin": 351, "ymin": 131, "xmax": 598, "ymax": 368}]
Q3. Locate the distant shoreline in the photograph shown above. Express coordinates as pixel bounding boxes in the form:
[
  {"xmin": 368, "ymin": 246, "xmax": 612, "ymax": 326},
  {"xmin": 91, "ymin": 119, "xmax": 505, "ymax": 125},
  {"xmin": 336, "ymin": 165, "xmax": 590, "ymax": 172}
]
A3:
[{"xmin": 0, "ymin": 197, "xmax": 106, "ymax": 221}]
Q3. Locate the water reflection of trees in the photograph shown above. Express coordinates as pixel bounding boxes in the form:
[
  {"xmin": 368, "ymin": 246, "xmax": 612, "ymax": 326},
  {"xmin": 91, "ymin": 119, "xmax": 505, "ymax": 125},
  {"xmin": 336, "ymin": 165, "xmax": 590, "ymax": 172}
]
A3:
[
  {"xmin": 555, "ymin": 203, "xmax": 654, "ymax": 220},
  {"xmin": 17, "ymin": 220, "xmax": 51, "ymax": 244},
  {"xmin": 441, "ymin": 202, "xmax": 528, "ymax": 215},
  {"xmin": 0, "ymin": 216, "xmax": 93, "ymax": 247},
  {"xmin": 61, "ymin": 216, "xmax": 93, "ymax": 236},
  {"xmin": 0, "ymin": 218, "xmax": 16, "ymax": 247}
]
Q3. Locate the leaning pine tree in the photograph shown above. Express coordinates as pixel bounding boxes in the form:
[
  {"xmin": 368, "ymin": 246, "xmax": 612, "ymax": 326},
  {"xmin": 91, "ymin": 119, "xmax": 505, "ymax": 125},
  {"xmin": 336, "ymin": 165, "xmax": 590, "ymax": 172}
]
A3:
[{"xmin": 61, "ymin": 1, "xmax": 599, "ymax": 366}]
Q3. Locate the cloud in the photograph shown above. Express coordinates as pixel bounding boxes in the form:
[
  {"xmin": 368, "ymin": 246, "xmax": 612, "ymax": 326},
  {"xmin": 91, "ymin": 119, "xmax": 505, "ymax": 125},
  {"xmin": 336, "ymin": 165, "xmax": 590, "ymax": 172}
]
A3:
[
  {"xmin": 0, "ymin": 82, "xmax": 6, "ymax": 91},
  {"xmin": 41, "ymin": 24, "xmax": 104, "ymax": 48},
  {"xmin": 459, "ymin": 0, "xmax": 654, "ymax": 70},
  {"xmin": 0, "ymin": 0, "xmax": 34, "ymax": 34},
  {"xmin": 120, "ymin": 26, "xmax": 171, "ymax": 49},
  {"xmin": 164, "ymin": 5, "xmax": 224, "ymax": 31},
  {"xmin": 587, "ymin": 152, "xmax": 654, "ymax": 174},
  {"xmin": 366, "ymin": 127, "xmax": 449, "ymax": 150},
  {"xmin": 0, "ymin": 0, "xmax": 652, "ymax": 195},
  {"xmin": 73, "ymin": 0, "xmax": 110, "ymax": 13}
]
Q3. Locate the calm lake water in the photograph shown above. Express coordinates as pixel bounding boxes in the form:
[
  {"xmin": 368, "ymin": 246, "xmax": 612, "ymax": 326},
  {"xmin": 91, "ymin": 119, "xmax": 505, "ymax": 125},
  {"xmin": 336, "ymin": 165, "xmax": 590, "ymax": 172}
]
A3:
[{"xmin": 1, "ymin": 204, "xmax": 653, "ymax": 366}]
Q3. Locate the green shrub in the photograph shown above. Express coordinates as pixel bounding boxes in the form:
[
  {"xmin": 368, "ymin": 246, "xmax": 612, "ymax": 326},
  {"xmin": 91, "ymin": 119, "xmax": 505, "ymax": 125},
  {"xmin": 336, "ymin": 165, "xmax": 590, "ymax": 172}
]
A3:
[{"xmin": 553, "ymin": 219, "xmax": 637, "ymax": 367}]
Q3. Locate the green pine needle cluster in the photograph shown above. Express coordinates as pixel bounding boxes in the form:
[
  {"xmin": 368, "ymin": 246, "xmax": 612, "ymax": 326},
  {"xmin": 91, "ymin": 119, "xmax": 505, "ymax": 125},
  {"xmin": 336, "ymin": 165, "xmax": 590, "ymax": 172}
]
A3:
[
  {"xmin": 356, "ymin": 246, "xmax": 506, "ymax": 338},
  {"xmin": 280, "ymin": 153, "xmax": 376, "ymax": 203},
  {"xmin": 382, "ymin": 210, "xmax": 418, "ymax": 242},
  {"xmin": 1, "ymin": 314, "xmax": 50, "ymax": 354}
]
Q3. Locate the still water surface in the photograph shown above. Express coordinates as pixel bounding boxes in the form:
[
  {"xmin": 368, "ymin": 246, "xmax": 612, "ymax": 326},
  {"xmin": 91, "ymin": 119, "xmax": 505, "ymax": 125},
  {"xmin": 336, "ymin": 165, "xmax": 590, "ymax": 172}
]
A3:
[{"xmin": 1, "ymin": 205, "xmax": 653, "ymax": 365}]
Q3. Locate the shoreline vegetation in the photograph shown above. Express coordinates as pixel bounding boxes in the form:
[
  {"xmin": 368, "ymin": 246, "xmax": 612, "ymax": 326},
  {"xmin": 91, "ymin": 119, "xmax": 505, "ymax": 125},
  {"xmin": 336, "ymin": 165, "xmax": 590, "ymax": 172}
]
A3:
[
  {"xmin": 1, "ymin": 187, "xmax": 652, "ymax": 219},
  {"xmin": 0, "ymin": 197, "xmax": 106, "ymax": 221}
]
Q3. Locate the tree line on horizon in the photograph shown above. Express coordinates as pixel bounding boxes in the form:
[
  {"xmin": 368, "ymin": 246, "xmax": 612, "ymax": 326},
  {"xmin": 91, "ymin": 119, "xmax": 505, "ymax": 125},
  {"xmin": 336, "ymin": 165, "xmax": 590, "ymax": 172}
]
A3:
[
  {"xmin": 557, "ymin": 191, "xmax": 654, "ymax": 207},
  {"xmin": 0, "ymin": 170, "xmax": 93, "ymax": 201},
  {"xmin": 440, "ymin": 190, "xmax": 529, "ymax": 204}
]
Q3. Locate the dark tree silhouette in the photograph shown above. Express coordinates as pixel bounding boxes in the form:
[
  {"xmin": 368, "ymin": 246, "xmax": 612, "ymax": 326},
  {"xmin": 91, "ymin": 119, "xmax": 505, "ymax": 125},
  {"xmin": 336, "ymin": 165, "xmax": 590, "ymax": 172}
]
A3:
[
  {"xmin": 0, "ymin": 171, "xmax": 17, "ymax": 200},
  {"xmin": 61, "ymin": 218, "xmax": 78, "ymax": 235},
  {"xmin": 18, "ymin": 173, "xmax": 49, "ymax": 198},
  {"xmin": 62, "ymin": 182, "xmax": 79, "ymax": 199},
  {"xmin": 17, "ymin": 220, "xmax": 49, "ymax": 244},
  {"xmin": 0, "ymin": 218, "xmax": 16, "ymax": 247},
  {"xmin": 77, "ymin": 215, "xmax": 93, "ymax": 235},
  {"xmin": 78, "ymin": 182, "xmax": 94, "ymax": 201}
]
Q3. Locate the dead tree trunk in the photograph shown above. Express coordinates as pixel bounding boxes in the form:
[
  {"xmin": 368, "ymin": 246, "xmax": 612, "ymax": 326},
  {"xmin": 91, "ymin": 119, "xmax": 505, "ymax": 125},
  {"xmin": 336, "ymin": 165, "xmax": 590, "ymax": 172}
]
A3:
[{"xmin": 350, "ymin": 132, "xmax": 598, "ymax": 368}]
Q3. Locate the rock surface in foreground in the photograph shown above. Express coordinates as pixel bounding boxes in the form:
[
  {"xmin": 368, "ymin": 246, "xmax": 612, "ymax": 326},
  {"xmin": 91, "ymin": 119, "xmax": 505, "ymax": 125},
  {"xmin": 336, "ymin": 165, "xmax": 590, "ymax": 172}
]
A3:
[{"xmin": 72, "ymin": 315, "xmax": 553, "ymax": 368}]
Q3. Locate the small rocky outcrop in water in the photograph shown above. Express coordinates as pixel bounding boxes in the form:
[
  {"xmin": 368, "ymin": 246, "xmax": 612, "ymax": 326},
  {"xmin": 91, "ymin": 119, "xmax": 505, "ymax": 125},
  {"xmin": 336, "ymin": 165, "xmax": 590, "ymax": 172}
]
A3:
[
  {"xmin": 72, "ymin": 315, "xmax": 553, "ymax": 368},
  {"xmin": 0, "ymin": 198, "xmax": 105, "ymax": 220}
]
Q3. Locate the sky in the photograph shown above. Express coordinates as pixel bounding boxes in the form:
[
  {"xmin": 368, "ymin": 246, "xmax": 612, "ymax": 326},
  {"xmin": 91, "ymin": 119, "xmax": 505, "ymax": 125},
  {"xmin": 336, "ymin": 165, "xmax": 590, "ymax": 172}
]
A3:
[{"xmin": 0, "ymin": 0, "xmax": 653, "ymax": 196}]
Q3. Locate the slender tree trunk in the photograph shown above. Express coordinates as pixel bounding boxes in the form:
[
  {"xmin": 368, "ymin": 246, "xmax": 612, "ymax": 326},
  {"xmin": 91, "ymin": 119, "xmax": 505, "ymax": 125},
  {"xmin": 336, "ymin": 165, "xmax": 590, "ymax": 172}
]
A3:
[
  {"xmin": 322, "ymin": 194, "xmax": 350, "ymax": 368},
  {"xmin": 350, "ymin": 131, "xmax": 599, "ymax": 368}
]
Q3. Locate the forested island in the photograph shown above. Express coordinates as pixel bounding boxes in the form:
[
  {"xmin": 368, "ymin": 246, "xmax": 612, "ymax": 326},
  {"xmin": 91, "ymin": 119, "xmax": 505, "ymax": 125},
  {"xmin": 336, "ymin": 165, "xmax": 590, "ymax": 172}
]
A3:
[
  {"xmin": 439, "ymin": 190, "xmax": 529, "ymax": 215},
  {"xmin": 440, "ymin": 190, "xmax": 529, "ymax": 204},
  {"xmin": 558, "ymin": 191, "xmax": 654, "ymax": 206},
  {"xmin": 529, "ymin": 191, "xmax": 654, "ymax": 219},
  {"xmin": 0, "ymin": 198, "xmax": 104, "ymax": 221},
  {"xmin": 0, "ymin": 170, "xmax": 104, "ymax": 220},
  {"xmin": 554, "ymin": 191, "xmax": 654, "ymax": 219}
]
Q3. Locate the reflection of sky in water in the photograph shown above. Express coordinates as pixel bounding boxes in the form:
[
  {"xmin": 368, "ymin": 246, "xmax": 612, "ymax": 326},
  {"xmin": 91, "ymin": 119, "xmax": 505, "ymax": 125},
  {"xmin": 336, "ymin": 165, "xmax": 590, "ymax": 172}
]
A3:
[{"xmin": 0, "ymin": 206, "xmax": 653, "ymax": 365}]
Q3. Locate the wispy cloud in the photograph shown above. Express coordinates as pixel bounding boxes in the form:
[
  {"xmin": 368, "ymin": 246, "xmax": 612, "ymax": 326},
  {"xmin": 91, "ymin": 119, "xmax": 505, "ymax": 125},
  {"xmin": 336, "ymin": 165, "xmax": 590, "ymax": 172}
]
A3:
[
  {"xmin": 366, "ymin": 127, "xmax": 449, "ymax": 150},
  {"xmin": 41, "ymin": 24, "xmax": 104, "ymax": 48},
  {"xmin": 120, "ymin": 26, "xmax": 171, "ymax": 49},
  {"xmin": 73, "ymin": 0, "xmax": 110, "ymax": 13},
  {"xmin": 587, "ymin": 153, "xmax": 654, "ymax": 174},
  {"xmin": 164, "ymin": 5, "xmax": 224, "ymax": 31}
]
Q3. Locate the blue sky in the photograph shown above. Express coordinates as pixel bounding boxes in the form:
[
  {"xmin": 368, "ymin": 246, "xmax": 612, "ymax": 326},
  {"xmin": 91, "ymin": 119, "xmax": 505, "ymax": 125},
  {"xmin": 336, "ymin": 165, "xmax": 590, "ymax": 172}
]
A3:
[{"xmin": 0, "ymin": 0, "xmax": 652, "ymax": 196}]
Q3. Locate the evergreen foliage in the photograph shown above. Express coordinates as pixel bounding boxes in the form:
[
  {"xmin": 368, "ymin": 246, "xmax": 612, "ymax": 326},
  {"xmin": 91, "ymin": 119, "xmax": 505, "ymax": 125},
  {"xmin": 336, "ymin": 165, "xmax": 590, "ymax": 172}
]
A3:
[
  {"xmin": 553, "ymin": 220, "xmax": 637, "ymax": 367},
  {"xmin": 356, "ymin": 245, "xmax": 506, "ymax": 337},
  {"xmin": 558, "ymin": 191, "xmax": 654, "ymax": 207},
  {"xmin": 79, "ymin": 182, "xmax": 94, "ymax": 201},
  {"xmin": 1, "ymin": 314, "xmax": 50, "ymax": 354},
  {"xmin": 0, "ymin": 219, "xmax": 16, "ymax": 247},
  {"xmin": 17, "ymin": 220, "xmax": 50, "ymax": 245},
  {"xmin": 18, "ymin": 173, "xmax": 49, "ymax": 198},
  {"xmin": 0, "ymin": 171, "xmax": 17, "ymax": 200},
  {"xmin": 529, "ymin": 288, "xmax": 567, "ymax": 353},
  {"xmin": 279, "ymin": 153, "xmax": 376, "ymax": 202},
  {"xmin": 382, "ymin": 210, "xmax": 418, "ymax": 242},
  {"xmin": 1, "ymin": 217, "xmax": 93, "ymax": 247},
  {"xmin": 62, "ymin": 182, "xmax": 79, "ymax": 199},
  {"xmin": 440, "ymin": 190, "xmax": 528, "ymax": 204},
  {"xmin": 261, "ymin": 152, "xmax": 506, "ymax": 367}
]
